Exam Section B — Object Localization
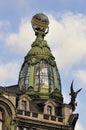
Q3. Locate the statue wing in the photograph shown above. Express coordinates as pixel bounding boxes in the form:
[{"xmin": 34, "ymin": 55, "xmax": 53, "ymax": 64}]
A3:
[
  {"xmin": 76, "ymin": 88, "xmax": 82, "ymax": 94},
  {"xmin": 70, "ymin": 80, "xmax": 74, "ymax": 94}
]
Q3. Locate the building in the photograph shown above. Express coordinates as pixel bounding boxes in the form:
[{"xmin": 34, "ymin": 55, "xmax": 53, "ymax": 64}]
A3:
[{"xmin": 0, "ymin": 13, "xmax": 81, "ymax": 130}]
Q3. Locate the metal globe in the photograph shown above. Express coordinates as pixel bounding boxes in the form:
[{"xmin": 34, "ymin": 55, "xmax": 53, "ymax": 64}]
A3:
[{"xmin": 31, "ymin": 13, "xmax": 49, "ymax": 29}]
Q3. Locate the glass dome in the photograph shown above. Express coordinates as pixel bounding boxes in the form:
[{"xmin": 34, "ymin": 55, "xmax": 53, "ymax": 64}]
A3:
[{"xmin": 18, "ymin": 60, "xmax": 61, "ymax": 94}]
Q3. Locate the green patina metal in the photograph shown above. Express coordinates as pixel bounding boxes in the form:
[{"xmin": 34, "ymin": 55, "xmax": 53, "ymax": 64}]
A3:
[
  {"xmin": 18, "ymin": 13, "xmax": 62, "ymax": 100},
  {"xmin": 25, "ymin": 36, "xmax": 55, "ymax": 66},
  {"xmin": 53, "ymin": 67, "xmax": 58, "ymax": 89},
  {"xmin": 29, "ymin": 65, "xmax": 34, "ymax": 87},
  {"xmin": 25, "ymin": 14, "xmax": 55, "ymax": 67}
]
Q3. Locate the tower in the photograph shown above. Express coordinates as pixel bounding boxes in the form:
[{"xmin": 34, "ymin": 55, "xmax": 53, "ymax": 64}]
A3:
[{"xmin": 0, "ymin": 13, "xmax": 81, "ymax": 130}]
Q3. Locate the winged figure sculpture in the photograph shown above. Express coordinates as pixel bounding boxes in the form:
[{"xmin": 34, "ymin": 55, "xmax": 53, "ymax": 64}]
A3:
[{"xmin": 69, "ymin": 80, "xmax": 82, "ymax": 111}]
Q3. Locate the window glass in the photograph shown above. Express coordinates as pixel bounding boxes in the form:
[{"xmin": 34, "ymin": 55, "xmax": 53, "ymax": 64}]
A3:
[
  {"xmin": 20, "ymin": 64, "xmax": 28, "ymax": 78},
  {"xmin": 19, "ymin": 78, "xmax": 24, "ymax": 87},
  {"xmin": 47, "ymin": 106, "xmax": 52, "ymax": 115},
  {"xmin": 40, "ymin": 67, "xmax": 48, "ymax": 74},
  {"xmin": 19, "ymin": 64, "xmax": 30, "ymax": 88},
  {"xmin": 57, "ymin": 107, "xmax": 62, "ymax": 116},
  {"xmin": 34, "ymin": 60, "xmax": 54, "ymax": 89},
  {"xmin": 21, "ymin": 101, "xmax": 26, "ymax": 110}
]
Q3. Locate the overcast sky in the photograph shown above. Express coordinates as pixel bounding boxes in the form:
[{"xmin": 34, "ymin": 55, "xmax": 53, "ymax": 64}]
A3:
[{"xmin": 0, "ymin": 0, "xmax": 86, "ymax": 129}]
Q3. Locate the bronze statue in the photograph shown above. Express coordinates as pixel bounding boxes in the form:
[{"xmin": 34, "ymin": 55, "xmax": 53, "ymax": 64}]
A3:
[{"xmin": 69, "ymin": 81, "xmax": 82, "ymax": 111}]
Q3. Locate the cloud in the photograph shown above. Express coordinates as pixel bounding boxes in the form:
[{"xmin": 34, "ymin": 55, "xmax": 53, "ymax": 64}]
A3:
[
  {"xmin": 5, "ymin": 12, "xmax": 86, "ymax": 69},
  {"xmin": 63, "ymin": 92, "xmax": 70, "ymax": 103},
  {"xmin": 46, "ymin": 13, "xmax": 86, "ymax": 69},
  {"xmin": 74, "ymin": 70, "xmax": 86, "ymax": 85},
  {"xmin": 0, "ymin": 20, "xmax": 10, "ymax": 28},
  {"xmin": 0, "ymin": 62, "xmax": 20, "ymax": 86},
  {"xmin": 0, "ymin": 20, "xmax": 10, "ymax": 40},
  {"xmin": 75, "ymin": 122, "xmax": 84, "ymax": 130},
  {"xmin": 6, "ymin": 18, "xmax": 35, "ymax": 54}
]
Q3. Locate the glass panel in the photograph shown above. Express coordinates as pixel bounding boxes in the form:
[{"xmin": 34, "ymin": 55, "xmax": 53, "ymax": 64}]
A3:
[
  {"xmin": 19, "ymin": 78, "xmax": 24, "ymax": 86},
  {"xmin": 21, "ymin": 101, "xmax": 26, "ymax": 110},
  {"xmin": 25, "ymin": 77, "xmax": 29, "ymax": 84},
  {"xmin": 26, "ymin": 66, "xmax": 30, "ymax": 76},
  {"xmin": 50, "ymin": 79, "xmax": 54, "ymax": 87},
  {"xmin": 20, "ymin": 64, "xmax": 28, "ymax": 78},
  {"xmin": 40, "ymin": 67, "xmax": 48, "ymax": 75},
  {"xmin": 20, "ymin": 70, "xmax": 24, "ymax": 78},
  {"xmin": 49, "ymin": 66, "xmax": 53, "ymax": 77},
  {"xmin": 35, "ymin": 66, "xmax": 40, "ymax": 75},
  {"xmin": 35, "ymin": 76, "xmax": 39, "ymax": 85},
  {"xmin": 19, "ymin": 64, "xmax": 30, "ymax": 88},
  {"xmin": 47, "ymin": 106, "xmax": 52, "ymax": 115},
  {"xmin": 40, "ymin": 76, "xmax": 49, "ymax": 88},
  {"xmin": 34, "ymin": 60, "xmax": 54, "ymax": 89}
]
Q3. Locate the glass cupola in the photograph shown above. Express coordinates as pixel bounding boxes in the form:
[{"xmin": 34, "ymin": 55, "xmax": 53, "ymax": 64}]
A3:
[{"xmin": 18, "ymin": 13, "xmax": 62, "ymax": 100}]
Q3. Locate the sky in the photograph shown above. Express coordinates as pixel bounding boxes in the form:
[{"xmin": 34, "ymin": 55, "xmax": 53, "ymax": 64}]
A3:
[{"xmin": 0, "ymin": 0, "xmax": 86, "ymax": 129}]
